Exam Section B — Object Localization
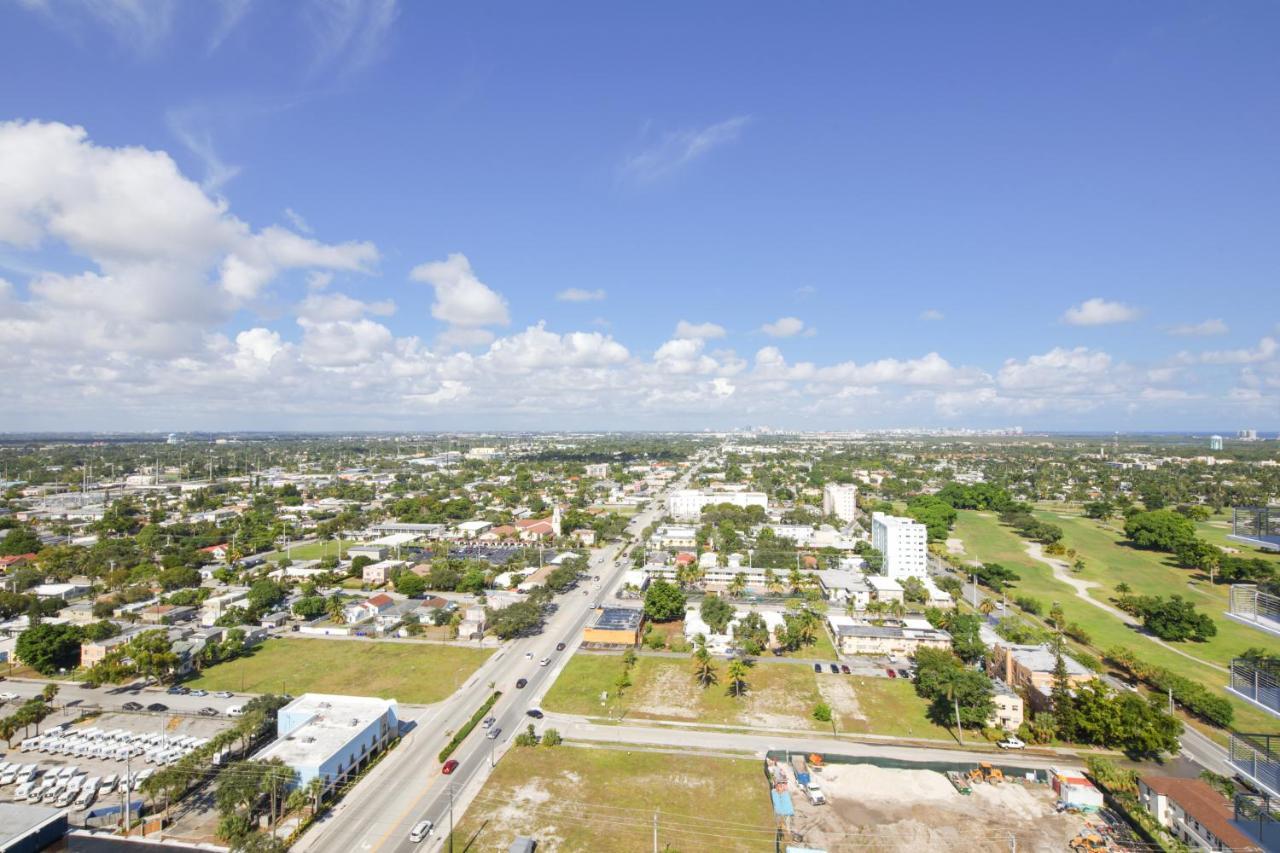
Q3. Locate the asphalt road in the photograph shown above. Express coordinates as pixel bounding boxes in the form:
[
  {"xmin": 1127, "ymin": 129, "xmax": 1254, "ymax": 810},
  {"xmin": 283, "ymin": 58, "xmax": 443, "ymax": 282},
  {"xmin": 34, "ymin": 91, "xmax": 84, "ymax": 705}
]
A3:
[{"xmin": 295, "ymin": 460, "xmax": 704, "ymax": 853}]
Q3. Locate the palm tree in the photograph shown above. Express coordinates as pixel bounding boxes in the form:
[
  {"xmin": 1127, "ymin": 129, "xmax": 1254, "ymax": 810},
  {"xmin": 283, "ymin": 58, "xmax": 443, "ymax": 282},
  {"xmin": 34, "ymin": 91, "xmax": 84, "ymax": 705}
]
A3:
[
  {"xmin": 942, "ymin": 671, "xmax": 965, "ymax": 744},
  {"xmin": 728, "ymin": 572, "xmax": 747, "ymax": 599},
  {"xmin": 726, "ymin": 659, "xmax": 749, "ymax": 697},
  {"xmin": 326, "ymin": 595, "xmax": 346, "ymax": 625},
  {"xmin": 764, "ymin": 567, "xmax": 782, "ymax": 596},
  {"xmin": 787, "ymin": 567, "xmax": 804, "ymax": 595},
  {"xmin": 691, "ymin": 646, "xmax": 718, "ymax": 688},
  {"xmin": 978, "ymin": 599, "xmax": 995, "ymax": 617}
]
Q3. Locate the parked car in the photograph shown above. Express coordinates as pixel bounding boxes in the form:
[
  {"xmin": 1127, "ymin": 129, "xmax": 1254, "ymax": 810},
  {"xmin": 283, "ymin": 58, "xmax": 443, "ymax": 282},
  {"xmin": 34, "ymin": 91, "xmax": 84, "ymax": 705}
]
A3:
[
  {"xmin": 997, "ymin": 736, "xmax": 1026, "ymax": 750},
  {"xmin": 526, "ymin": 709, "xmax": 544, "ymax": 719},
  {"xmin": 146, "ymin": 703, "xmax": 168, "ymax": 713},
  {"xmin": 166, "ymin": 686, "xmax": 187, "ymax": 695},
  {"xmin": 555, "ymin": 642, "xmax": 566, "ymax": 651},
  {"xmin": 122, "ymin": 702, "xmax": 143, "ymax": 711},
  {"xmin": 813, "ymin": 663, "xmax": 822, "ymax": 673},
  {"xmin": 441, "ymin": 759, "xmax": 458, "ymax": 775},
  {"xmin": 214, "ymin": 691, "xmax": 234, "ymax": 699},
  {"xmin": 226, "ymin": 705, "xmax": 244, "ymax": 717},
  {"xmin": 897, "ymin": 669, "xmax": 910, "ymax": 679},
  {"xmin": 189, "ymin": 689, "xmax": 208, "ymax": 697},
  {"xmin": 885, "ymin": 669, "xmax": 897, "ymax": 678},
  {"xmin": 198, "ymin": 707, "xmax": 219, "ymax": 717},
  {"xmin": 515, "ymin": 679, "xmax": 527, "ymax": 689},
  {"xmin": 828, "ymin": 663, "xmax": 839, "ymax": 674}
]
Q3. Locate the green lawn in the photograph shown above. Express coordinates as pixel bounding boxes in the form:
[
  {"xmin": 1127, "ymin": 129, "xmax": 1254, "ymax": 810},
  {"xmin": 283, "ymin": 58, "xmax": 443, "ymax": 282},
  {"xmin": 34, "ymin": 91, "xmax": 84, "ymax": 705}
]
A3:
[
  {"xmin": 185, "ymin": 638, "xmax": 492, "ymax": 704},
  {"xmin": 543, "ymin": 653, "xmax": 952, "ymax": 738},
  {"xmin": 951, "ymin": 510, "xmax": 1277, "ymax": 737},
  {"xmin": 260, "ymin": 540, "xmax": 348, "ymax": 562},
  {"xmin": 452, "ymin": 745, "xmax": 775, "ymax": 853}
]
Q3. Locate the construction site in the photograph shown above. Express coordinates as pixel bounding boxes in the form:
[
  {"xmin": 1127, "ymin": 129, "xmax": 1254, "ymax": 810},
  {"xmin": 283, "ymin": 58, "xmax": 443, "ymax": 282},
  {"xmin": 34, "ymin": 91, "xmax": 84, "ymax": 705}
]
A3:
[{"xmin": 764, "ymin": 752, "xmax": 1131, "ymax": 852}]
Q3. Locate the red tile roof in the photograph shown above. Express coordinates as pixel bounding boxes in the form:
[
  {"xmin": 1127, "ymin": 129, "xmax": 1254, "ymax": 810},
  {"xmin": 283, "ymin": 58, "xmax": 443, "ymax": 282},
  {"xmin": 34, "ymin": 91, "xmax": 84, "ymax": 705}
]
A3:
[
  {"xmin": 1140, "ymin": 776, "xmax": 1256, "ymax": 851},
  {"xmin": 366, "ymin": 594, "xmax": 395, "ymax": 608}
]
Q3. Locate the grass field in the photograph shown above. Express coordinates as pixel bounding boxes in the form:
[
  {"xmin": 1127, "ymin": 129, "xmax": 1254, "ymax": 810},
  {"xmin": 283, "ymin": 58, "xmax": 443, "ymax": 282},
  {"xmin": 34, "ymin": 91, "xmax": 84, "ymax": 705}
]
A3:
[
  {"xmin": 185, "ymin": 638, "xmax": 492, "ymax": 704},
  {"xmin": 260, "ymin": 540, "xmax": 347, "ymax": 562},
  {"xmin": 951, "ymin": 510, "xmax": 1277, "ymax": 737},
  {"xmin": 451, "ymin": 745, "xmax": 775, "ymax": 853},
  {"xmin": 543, "ymin": 653, "xmax": 952, "ymax": 739}
]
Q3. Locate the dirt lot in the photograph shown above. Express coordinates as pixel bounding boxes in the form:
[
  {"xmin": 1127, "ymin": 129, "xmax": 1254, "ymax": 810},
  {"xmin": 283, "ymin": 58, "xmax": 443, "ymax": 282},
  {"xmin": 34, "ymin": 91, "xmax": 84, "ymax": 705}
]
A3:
[{"xmin": 788, "ymin": 763, "xmax": 1089, "ymax": 852}]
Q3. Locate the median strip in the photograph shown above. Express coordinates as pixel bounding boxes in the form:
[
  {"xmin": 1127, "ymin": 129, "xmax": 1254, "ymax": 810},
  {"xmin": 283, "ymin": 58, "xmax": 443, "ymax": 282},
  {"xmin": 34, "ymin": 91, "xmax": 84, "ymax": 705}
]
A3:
[{"xmin": 438, "ymin": 690, "xmax": 502, "ymax": 763}]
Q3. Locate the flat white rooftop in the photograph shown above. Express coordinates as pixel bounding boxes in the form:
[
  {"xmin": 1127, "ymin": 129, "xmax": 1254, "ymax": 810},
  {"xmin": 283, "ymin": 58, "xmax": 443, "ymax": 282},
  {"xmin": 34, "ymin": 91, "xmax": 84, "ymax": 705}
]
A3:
[{"xmin": 257, "ymin": 693, "xmax": 397, "ymax": 767}]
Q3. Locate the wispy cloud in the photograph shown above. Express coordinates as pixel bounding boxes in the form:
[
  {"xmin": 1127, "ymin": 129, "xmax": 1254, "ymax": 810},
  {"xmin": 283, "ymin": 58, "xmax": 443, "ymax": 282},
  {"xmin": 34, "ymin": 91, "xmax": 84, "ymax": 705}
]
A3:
[
  {"xmin": 920, "ymin": 309, "xmax": 944, "ymax": 321},
  {"xmin": 17, "ymin": 0, "xmax": 176, "ymax": 54},
  {"xmin": 167, "ymin": 109, "xmax": 242, "ymax": 193},
  {"xmin": 304, "ymin": 0, "xmax": 399, "ymax": 78},
  {"xmin": 620, "ymin": 115, "xmax": 751, "ymax": 184},
  {"xmin": 556, "ymin": 288, "xmax": 606, "ymax": 302},
  {"xmin": 761, "ymin": 316, "xmax": 813, "ymax": 338},
  {"xmin": 284, "ymin": 208, "xmax": 313, "ymax": 234},
  {"xmin": 1061, "ymin": 297, "xmax": 1141, "ymax": 326},
  {"xmin": 208, "ymin": 0, "xmax": 254, "ymax": 52},
  {"xmin": 1168, "ymin": 318, "xmax": 1228, "ymax": 337}
]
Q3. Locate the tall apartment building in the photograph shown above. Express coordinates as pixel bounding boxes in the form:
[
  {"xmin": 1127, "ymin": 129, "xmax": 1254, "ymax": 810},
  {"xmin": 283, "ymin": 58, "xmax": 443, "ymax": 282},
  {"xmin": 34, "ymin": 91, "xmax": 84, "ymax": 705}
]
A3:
[
  {"xmin": 871, "ymin": 512, "xmax": 928, "ymax": 580},
  {"xmin": 822, "ymin": 483, "xmax": 858, "ymax": 523},
  {"xmin": 667, "ymin": 489, "xmax": 768, "ymax": 521}
]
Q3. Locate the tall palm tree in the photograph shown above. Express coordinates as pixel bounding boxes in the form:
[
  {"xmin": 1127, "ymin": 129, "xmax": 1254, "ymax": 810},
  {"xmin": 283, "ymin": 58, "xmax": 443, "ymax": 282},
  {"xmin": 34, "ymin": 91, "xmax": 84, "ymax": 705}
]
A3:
[
  {"xmin": 726, "ymin": 659, "xmax": 749, "ymax": 698},
  {"xmin": 787, "ymin": 567, "xmax": 804, "ymax": 595},
  {"xmin": 728, "ymin": 572, "xmax": 748, "ymax": 599},
  {"xmin": 326, "ymin": 595, "xmax": 346, "ymax": 625},
  {"xmin": 978, "ymin": 599, "xmax": 995, "ymax": 617},
  {"xmin": 764, "ymin": 567, "xmax": 782, "ymax": 596},
  {"xmin": 691, "ymin": 646, "xmax": 718, "ymax": 688},
  {"xmin": 942, "ymin": 671, "xmax": 965, "ymax": 744}
]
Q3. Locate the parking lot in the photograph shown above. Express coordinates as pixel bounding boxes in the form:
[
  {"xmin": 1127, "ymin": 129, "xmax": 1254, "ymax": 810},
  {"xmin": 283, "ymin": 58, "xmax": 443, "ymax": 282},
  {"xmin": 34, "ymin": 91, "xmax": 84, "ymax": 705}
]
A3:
[{"xmin": 0, "ymin": 710, "xmax": 235, "ymax": 824}]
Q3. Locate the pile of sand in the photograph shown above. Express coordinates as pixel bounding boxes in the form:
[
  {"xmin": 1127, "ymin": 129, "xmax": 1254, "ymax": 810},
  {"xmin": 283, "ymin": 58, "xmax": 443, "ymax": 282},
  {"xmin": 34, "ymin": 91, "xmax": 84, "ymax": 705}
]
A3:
[{"xmin": 819, "ymin": 764, "xmax": 957, "ymax": 805}]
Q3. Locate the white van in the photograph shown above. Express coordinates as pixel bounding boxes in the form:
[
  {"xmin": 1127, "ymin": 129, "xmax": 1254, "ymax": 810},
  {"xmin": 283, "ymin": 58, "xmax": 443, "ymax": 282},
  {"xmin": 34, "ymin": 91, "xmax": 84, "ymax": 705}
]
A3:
[
  {"xmin": 14, "ymin": 780, "xmax": 34, "ymax": 800},
  {"xmin": 409, "ymin": 820, "xmax": 434, "ymax": 843},
  {"xmin": 75, "ymin": 784, "xmax": 97, "ymax": 809},
  {"xmin": 226, "ymin": 705, "xmax": 244, "ymax": 717},
  {"xmin": 100, "ymin": 773, "xmax": 117, "ymax": 794}
]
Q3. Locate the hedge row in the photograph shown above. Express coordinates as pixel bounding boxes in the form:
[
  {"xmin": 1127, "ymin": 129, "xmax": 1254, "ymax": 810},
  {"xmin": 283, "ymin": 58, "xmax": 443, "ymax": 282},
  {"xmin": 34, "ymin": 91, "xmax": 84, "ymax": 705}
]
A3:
[
  {"xmin": 1104, "ymin": 647, "xmax": 1233, "ymax": 727},
  {"xmin": 438, "ymin": 691, "xmax": 502, "ymax": 763}
]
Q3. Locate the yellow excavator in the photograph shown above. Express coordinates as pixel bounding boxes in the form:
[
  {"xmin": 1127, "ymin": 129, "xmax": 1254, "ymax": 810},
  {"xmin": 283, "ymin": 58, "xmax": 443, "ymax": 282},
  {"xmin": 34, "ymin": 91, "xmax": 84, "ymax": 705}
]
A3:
[
  {"xmin": 967, "ymin": 762, "xmax": 1005, "ymax": 784},
  {"xmin": 1068, "ymin": 832, "xmax": 1106, "ymax": 851}
]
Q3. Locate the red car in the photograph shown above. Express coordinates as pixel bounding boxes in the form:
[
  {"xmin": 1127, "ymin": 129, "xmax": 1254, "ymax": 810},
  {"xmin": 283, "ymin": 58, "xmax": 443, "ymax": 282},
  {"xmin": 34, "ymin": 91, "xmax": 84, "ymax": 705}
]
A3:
[
  {"xmin": 886, "ymin": 668, "xmax": 897, "ymax": 678},
  {"xmin": 441, "ymin": 759, "xmax": 459, "ymax": 775}
]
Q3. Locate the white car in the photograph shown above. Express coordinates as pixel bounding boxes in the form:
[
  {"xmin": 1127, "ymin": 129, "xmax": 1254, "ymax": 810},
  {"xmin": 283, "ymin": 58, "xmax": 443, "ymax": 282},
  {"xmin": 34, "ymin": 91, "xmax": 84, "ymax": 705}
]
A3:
[
  {"xmin": 0, "ymin": 691, "xmax": 18, "ymax": 701},
  {"xmin": 997, "ymin": 736, "xmax": 1026, "ymax": 750},
  {"xmin": 409, "ymin": 820, "xmax": 434, "ymax": 843},
  {"xmin": 539, "ymin": 657, "xmax": 550, "ymax": 667}
]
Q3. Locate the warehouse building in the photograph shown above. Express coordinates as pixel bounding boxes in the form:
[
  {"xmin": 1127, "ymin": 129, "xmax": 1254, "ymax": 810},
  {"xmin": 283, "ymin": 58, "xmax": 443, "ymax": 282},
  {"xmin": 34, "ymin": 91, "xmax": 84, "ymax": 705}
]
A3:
[
  {"xmin": 256, "ymin": 694, "xmax": 400, "ymax": 795},
  {"xmin": 582, "ymin": 607, "xmax": 644, "ymax": 647}
]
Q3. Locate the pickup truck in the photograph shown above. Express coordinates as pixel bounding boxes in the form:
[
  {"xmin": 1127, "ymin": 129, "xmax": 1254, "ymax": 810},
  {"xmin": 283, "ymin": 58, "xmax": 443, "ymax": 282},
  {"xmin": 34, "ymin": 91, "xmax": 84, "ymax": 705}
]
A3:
[{"xmin": 802, "ymin": 782, "xmax": 827, "ymax": 805}]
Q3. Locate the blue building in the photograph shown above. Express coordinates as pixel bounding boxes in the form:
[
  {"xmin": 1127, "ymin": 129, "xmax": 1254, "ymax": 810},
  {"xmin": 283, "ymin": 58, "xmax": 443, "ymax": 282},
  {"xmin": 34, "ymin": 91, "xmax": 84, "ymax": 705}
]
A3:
[{"xmin": 256, "ymin": 693, "xmax": 400, "ymax": 795}]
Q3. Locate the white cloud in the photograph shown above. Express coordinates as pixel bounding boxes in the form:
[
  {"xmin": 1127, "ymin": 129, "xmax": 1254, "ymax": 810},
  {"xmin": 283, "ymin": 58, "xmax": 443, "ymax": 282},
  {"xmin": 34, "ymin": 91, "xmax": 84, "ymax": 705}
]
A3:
[
  {"xmin": 284, "ymin": 207, "xmax": 313, "ymax": 234},
  {"xmin": 1197, "ymin": 336, "xmax": 1278, "ymax": 365},
  {"xmin": 654, "ymin": 338, "xmax": 717, "ymax": 375},
  {"xmin": 298, "ymin": 291, "xmax": 394, "ymax": 323},
  {"xmin": 1168, "ymin": 318, "xmax": 1227, "ymax": 337},
  {"xmin": 555, "ymin": 288, "xmax": 605, "ymax": 302},
  {"xmin": 674, "ymin": 320, "xmax": 726, "ymax": 340},
  {"xmin": 18, "ymin": 0, "xmax": 176, "ymax": 53},
  {"xmin": 410, "ymin": 253, "xmax": 510, "ymax": 328},
  {"xmin": 1062, "ymin": 297, "xmax": 1141, "ymax": 326},
  {"xmin": 920, "ymin": 309, "xmax": 944, "ymax": 321},
  {"xmin": 761, "ymin": 316, "xmax": 811, "ymax": 338},
  {"xmin": 209, "ymin": 0, "xmax": 254, "ymax": 51},
  {"xmin": 304, "ymin": 0, "xmax": 398, "ymax": 77},
  {"xmin": 620, "ymin": 116, "xmax": 750, "ymax": 183},
  {"xmin": 997, "ymin": 347, "xmax": 1115, "ymax": 393}
]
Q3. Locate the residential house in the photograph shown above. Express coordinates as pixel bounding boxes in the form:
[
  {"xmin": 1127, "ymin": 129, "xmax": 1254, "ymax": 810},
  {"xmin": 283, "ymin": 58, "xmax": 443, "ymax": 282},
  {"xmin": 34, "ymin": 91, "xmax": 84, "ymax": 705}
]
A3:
[
  {"xmin": 344, "ymin": 593, "xmax": 396, "ymax": 625},
  {"xmin": 987, "ymin": 642, "xmax": 1095, "ymax": 711},
  {"xmin": 1138, "ymin": 776, "xmax": 1258, "ymax": 851},
  {"xmin": 826, "ymin": 615, "xmax": 952, "ymax": 657},
  {"xmin": 989, "ymin": 678, "xmax": 1025, "ymax": 732},
  {"xmin": 362, "ymin": 559, "xmax": 406, "ymax": 585}
]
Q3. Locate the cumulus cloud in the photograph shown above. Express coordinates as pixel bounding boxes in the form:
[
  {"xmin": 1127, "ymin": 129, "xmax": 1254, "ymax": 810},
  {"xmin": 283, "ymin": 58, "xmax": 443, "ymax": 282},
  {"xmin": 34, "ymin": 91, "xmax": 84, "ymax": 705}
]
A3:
[
  {"xmin": 1061, "ymin": 297, "xmax": 1140, "ymax": 326},
  {"xmin": 1168, "ymin": 318, "xmax": 1227, "ymax": 337},
  {"xmin": 555, "ymin": 288, "xmax": 605, "ymax": 302},
  {"xmin": 1196, "ymin": 336, "xmax": 1278, "ymax": 365},
  {"xmin": 997, "ymin": 347, "xmax": 1114, "ymax": 393},
  {"xmin": 674, "ymin": 320, "xmax": 726, "ymax": 340},
  {"xmin": 410, "ymin": 253, "xmax": 510, "ymax": 328},
  {"xmin": 761, "ymin": 316, "xmax": 811, "ymax": 338},
  {"xmin": 620, "ymin": 115, "xmax": 750, "ymax": 183}
]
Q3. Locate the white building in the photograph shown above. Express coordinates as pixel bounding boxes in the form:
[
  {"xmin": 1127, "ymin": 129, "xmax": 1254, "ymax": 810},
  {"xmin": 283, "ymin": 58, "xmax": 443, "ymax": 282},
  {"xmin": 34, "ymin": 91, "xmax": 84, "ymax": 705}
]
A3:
[
  {"xmin": 871, "ymin": 512, "xmax": 928, "ymax": 580},
  {"xmin": 667, "ymin": 489, "xmax": 768, "ymax": 522},
  {"xmin": 255, "ymin": 694, "xmax": 399, "ymax": 796},
  {"xmin": 651, "ymin": 525, "xmax": 698, "ymax": 549},
  {"xmin": 822, "ymin": 483, "xmax": 858, "ymax": 524}
]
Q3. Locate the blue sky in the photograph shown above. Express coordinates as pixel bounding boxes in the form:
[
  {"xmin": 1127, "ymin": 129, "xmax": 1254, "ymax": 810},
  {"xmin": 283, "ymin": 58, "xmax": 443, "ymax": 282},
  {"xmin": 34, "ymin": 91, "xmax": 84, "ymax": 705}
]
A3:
[{"xmin": 0, "ymin": 1, "xmax": 1277, "ymax": 431}]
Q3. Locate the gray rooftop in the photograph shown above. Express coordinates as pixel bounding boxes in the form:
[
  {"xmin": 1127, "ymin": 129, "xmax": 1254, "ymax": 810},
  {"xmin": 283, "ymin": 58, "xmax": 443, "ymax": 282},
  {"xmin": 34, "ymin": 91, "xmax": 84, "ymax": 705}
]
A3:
[
  {"xmin": 0, "ymin": 802, "xmax": 65, "ymax": 848},
  {"xmin": 591, "ymin": 607, "xmax": 643, "ymax": 631}
]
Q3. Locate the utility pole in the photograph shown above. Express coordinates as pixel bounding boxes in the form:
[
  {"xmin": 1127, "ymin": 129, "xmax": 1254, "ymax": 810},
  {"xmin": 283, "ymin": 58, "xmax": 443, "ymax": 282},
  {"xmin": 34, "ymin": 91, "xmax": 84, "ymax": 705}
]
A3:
[
  {"xmin": 1168, "ymin": 688, "xmax": 1174, "ymax": 716},
  {"xmin": 971, "ymin": 573, "xmax": 977, "ymax": 609},
  {"xmin": 954, "ymin": 695, "xmax": 964, "ymax": 745},
  {"xmin": 448, "ymin": 784, "xmax": 454, "ymax": 853},
  {"xmin": 653, "ymin": 810, "xmax": 658, "ymax": 853},
  {"xmin": 122, "ymin": 749, "xmax": 131, "ymax": 837}
]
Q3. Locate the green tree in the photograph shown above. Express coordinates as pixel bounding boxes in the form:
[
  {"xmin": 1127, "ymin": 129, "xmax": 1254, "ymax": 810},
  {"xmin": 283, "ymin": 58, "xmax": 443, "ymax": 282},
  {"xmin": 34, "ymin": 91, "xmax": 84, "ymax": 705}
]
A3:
[
  {"xmin": 0, "ymin": 526, "xmax": 41, "ymax": 556},
  {"xmin": 691, "ymin": 645, "xmax": 718, "ymax": 688},
  {"xmin": 1123, "ymin": 510, "xmax": 1196, "ymax": 552},
  {"xmin": 700, "ymin": 595, "xmax": 735, "ymax": 633},
  {"xmin": 643, "ymin": 579, "xmax": 686, "ymax": 622},
  {"xmin": 15, "ymin": 623, "xmax": 83, "ymax": 675},
  {"xmin": 812, "ymin": 702, "xmax": 832, "ymax": 723},
  {"xmin": 726, "ymin": 659, "xmax": 749, "ymax": 697}
]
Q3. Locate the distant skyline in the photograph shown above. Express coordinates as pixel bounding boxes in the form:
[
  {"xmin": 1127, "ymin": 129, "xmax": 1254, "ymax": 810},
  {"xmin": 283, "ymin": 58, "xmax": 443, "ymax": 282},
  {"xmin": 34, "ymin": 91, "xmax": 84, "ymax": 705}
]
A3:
[{"xmin": 1, "ymin": 2, "xmax": 1278, "ymax": 432}]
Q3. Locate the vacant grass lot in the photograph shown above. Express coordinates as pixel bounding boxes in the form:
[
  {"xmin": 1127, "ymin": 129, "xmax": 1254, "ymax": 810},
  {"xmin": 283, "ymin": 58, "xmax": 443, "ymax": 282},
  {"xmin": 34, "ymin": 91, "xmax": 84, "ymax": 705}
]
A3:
[
  {"xmin": 451, "ymin": 745, "xmax": 774, "ymax": 853},
  {"xmin": 544, "ymin": 653, "xmax": 951, "ymax": 739},
  {"xmin": 952, "ymin": 510, "xmax": 1276, "ymax": 737},
  {"xmin": 260, "ymin": 540, "xmax": 348, "ymax": 562},
  {"xmin": 185, "ymin": 638, "xmax": 492, "ymax": 704}
]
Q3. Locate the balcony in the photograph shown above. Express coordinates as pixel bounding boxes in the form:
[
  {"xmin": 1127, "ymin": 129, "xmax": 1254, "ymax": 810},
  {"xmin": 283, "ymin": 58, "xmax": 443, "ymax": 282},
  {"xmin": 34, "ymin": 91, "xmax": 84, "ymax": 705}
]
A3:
[
  {"xmin": 1228, "ymin": 505, "xmax": 1280, "ymax": 552},
  {"xmin": 1230, "ymin": 732, "xmax": 1280, "ymax": 799},
  {"xmin": 1226, "ymin": 585, "xmax": 1280, "ymax": 638},
  {"xmin": 1229, "ymin": 656, "xmax": 1280, "ymax": 718}
]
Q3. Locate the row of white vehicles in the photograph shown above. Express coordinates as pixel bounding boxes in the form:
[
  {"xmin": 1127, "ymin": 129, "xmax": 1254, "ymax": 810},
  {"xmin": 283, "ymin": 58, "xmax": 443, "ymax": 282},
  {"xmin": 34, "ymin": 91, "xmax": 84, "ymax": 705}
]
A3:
[
  {"xmin": 0, "ymin": 759, "xmax": 153, "ymax": 809},
  {"xmin": 19, "ymin": 724, "xmax": 210, "ymax": 767}
]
